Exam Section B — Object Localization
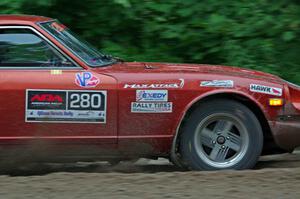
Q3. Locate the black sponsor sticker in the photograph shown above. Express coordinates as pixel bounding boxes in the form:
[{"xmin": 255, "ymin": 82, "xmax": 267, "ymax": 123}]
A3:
[{"xmin": 27, "ymin": 90, "xmax": 66, "ymax": 110}]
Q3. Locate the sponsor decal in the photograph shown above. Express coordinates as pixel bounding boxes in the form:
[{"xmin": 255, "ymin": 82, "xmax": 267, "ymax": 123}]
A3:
[
  {"xmin": 250, "ymin": 84, "xmax": 282, "ymax": 96},
  {"xmin": 75, "ymin": 72, "xmax": 99, "ymax": 88},
  {"xmin": 136, "ymin": 90, "xmax": 168, "ymax": 102},
  {"xmin": 50, "ymin": 70, "xmax": 62, "ymax": 75},
  {"xmin": 28, "ymin": 91, "xmax": 66, "ymax": 110},
  {"xmin": 26, "ymin": 90, "xmax": 107, "ymax": 123},
  {"xmin": 131, "ymin": 102, "xmax": 173, "ymax": 113},
  {"xmin": 124, "ymin": 79, "xmax": 184, "ymax": 89},
  {"xmin": 200, "ymin": 80, "xmax": 234, "ymax": 88}
]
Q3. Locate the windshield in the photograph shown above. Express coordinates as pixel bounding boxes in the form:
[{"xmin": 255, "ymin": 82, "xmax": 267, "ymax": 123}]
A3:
[{"xmin": 39, "ymin": 21, "xmax": 116, "ymax": 67}]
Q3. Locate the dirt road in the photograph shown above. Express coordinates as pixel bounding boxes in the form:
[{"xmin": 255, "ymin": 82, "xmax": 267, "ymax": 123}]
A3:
[{"xmin": 0, "ymin": 152, "xmax": 299, "ymax": 199}]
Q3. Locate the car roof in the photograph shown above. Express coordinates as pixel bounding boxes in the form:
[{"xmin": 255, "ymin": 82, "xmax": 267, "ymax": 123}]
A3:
[{"xmin": 0, "ymin": 15, "xmax": 53, "ymax": 25}]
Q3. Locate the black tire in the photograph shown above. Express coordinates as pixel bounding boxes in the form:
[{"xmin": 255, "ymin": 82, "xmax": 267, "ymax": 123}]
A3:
[{"xmin": 180, "ymin": 99, "xmax": 263, "ymax": 170}]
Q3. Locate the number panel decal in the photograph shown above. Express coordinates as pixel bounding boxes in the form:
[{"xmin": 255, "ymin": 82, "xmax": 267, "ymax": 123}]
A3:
[
  {"xmin": 25, "ymin": 89, "xmax": 107, "ymax": 123},
  {"xmin": 68, "ymin": 91, "xmax": 105, "ymax": 111}
]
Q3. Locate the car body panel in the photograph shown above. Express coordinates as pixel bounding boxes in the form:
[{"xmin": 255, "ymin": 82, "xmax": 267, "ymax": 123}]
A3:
[
  {"xmin": 0, "ymin": 69, "xmax": 118, "ymax": 143},
  {"xmin": 92, "ymin": 62, "xmax": 287, "ymax": 153},
  {"xmin": 0, "ymin": 15, "xmax": 299, "ymax": 160},
  {"xmin": 268, "ymin": 84, "xmax": 300, "ymax": 150}
]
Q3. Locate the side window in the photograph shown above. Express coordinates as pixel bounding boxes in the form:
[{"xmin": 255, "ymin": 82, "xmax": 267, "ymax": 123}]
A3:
[{"xmin": 0, "ymin": 28, "xmax": 74, "ymax": 67}]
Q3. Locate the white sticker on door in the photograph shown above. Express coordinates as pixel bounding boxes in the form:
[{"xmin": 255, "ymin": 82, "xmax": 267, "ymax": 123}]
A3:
[
  {"xmin": 26, "ymin": 89, "xmax": 107, "ymax": 123},
  {"xmin": 131, "ymin": 102, "xmax": 172, "ymax": 113},
  {"xmin": 136, "ymin": 90, "xmax": 168, "ymax": 102}
]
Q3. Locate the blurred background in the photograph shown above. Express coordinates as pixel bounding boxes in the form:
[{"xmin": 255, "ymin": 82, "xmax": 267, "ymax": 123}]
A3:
[{"xmin": 1, "ymin": 0, "xmax": 299, "ymax": 83}]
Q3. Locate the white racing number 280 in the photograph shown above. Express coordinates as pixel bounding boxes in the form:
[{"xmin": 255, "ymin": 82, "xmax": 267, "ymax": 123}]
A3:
[{"xmin": 68, "ymin": 91, "xmax": 105, "ymax": 111}]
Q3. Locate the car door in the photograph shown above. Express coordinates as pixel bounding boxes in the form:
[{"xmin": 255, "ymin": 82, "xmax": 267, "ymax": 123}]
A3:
[{"xmin": 0, "ymin": 26, "xmax": 117, "ymax": 143}]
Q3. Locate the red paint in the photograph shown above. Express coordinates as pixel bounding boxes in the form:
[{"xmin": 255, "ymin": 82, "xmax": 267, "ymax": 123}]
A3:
[{"xmin": 0, "ymin": 15, "xmax": 299, "ymax": 160}]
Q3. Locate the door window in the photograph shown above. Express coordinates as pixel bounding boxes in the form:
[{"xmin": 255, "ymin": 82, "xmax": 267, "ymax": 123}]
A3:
[{"xmin": 0, "ymin": 28, "xmax": 73, "ymax": 67}]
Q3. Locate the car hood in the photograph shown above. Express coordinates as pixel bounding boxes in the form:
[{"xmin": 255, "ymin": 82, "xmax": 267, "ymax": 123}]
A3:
[{"xmin": 100, "ymin": 62, "xmax": 283, "ymax": 83}]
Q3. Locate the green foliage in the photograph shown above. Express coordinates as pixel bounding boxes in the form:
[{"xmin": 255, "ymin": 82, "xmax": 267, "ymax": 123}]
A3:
[{"xmin": 1, "ymin": 0, "xmax": 300, "ymax": 83}]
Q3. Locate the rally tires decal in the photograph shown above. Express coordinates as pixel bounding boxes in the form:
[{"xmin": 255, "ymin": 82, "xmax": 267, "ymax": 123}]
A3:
[{"xmin": 180, "ymin": 99, "xmax": 263, "ymax": 171}]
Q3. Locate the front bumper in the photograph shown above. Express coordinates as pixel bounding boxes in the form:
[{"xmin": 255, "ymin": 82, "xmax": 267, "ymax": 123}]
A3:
[{"xmin": 269, "ymin": 117, "xmax": 300, "ymax": 151}]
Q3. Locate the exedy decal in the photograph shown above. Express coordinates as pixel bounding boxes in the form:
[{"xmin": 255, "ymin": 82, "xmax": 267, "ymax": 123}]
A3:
[
  {"xmin": 136, "ymin": 90, "xmax": 168, "ymax": 102},
  {"xmin": 200, "ymin": 80, "xmax": 234, "ymax": 88},
  {"xmin": 124, "ymin": 79, "xmax": 184, "ymax": 89},
  {"xmin": 250, "ymin": 84, "xmax": 282, "ymax": 96},
  {"xmin": 75, "ymin": 72, "xmax": 99, "ymax": 88}
]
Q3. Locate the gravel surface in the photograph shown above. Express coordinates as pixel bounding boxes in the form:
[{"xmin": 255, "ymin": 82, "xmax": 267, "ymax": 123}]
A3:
[{"xmin": 0, "ymin": 152, "xmax": 299, "ymax": 199}]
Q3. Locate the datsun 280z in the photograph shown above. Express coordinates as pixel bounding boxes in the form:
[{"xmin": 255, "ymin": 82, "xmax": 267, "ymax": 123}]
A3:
[{"xmin": 0, "ymin": 15, "xmax": 300, "ymax": 170}]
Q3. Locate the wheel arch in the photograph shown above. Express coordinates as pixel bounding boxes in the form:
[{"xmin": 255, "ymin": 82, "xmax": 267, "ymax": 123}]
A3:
[{"xmin": 170, "ymin": 91, "xmax": 282, "ymax": 166}]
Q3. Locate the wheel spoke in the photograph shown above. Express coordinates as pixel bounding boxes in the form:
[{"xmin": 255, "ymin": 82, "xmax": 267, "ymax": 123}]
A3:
[
  {"xmin": 226, "ymin": 140, "xmax": 241, "ymax": 152},
  {"xmin": 213, "ymin": 120, "xmax": 233, "ymax": 133},
  {"xmin": 223, "ymin": 121, "xmax": 233, "ymax": 132},
  {"xmin": 225, "ymin": 132, "xmax": 242, "ymax": 152},
  {"xmin": 200, "ymin": 128, "xmax": 215, "ymax": 148},
  {"xmin": 202, "ymin": 128, "xmax": 216, "ymax": 139},
  {"xmin": 209, "ymin": 145, "xmax": 221, "ymax": 160},
  {"xmin": 201, "ymin": 135, "xmax": 214, "ymax": 148},
  {"xmin": 227, "ymin": 132, "xmax": 241, "ymax": 144},
  {"xmin": 216, "ymin": 146, "xmax": 229, "ymax": 161},
  {"xmin": 209, "ymin": 145, "xmax": 229, "ymax": 161}
]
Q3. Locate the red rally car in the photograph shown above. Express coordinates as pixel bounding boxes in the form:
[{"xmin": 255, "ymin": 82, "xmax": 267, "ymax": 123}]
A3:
[{"xmin": 0, "ymin": 15, "xmax": 299, "ymax": 170}]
